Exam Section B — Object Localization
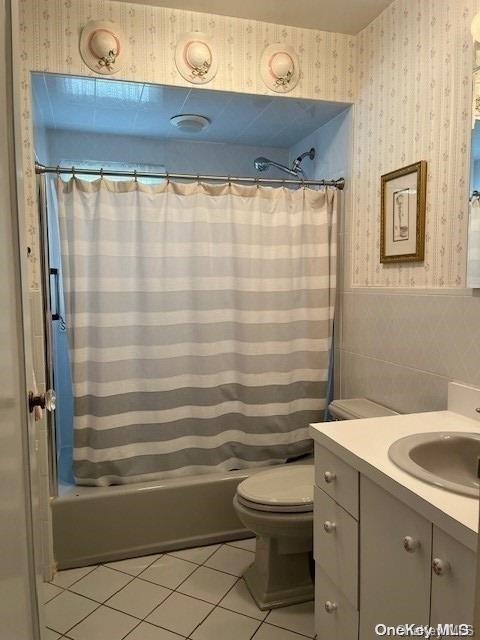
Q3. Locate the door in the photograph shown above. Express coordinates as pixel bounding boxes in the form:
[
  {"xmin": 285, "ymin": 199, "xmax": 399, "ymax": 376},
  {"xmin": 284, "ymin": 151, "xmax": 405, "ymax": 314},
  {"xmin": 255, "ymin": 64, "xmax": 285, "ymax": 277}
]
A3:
[
  {"xmin": 0, "ymin": 0, "xmax": 42, "ymax": 637},
  {"xmin": 359, "ymin": 477, "xmax": 432, "ymax": 640}
]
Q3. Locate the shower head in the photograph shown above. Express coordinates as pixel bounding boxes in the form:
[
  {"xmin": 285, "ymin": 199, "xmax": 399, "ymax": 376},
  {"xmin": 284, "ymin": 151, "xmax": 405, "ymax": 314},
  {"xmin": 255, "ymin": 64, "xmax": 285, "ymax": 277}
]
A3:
[
  {"xmin": 253, "ymin": 157, "xmax": 300, "ymax": 177},
  {"xmin": 254, "ymin": 157, "xmax": 271, "ymax": 172},
  {"xmin": 253, "ymin": 147, "xmax": 315, "ymax": 178}
]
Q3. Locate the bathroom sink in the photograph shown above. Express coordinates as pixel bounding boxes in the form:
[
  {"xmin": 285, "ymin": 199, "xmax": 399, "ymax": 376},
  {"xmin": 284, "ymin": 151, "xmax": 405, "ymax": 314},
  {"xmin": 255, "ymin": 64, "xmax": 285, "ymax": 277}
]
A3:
[{"xmin": 388, "ymin": 432, "xmax": 480, "ymax": 497}]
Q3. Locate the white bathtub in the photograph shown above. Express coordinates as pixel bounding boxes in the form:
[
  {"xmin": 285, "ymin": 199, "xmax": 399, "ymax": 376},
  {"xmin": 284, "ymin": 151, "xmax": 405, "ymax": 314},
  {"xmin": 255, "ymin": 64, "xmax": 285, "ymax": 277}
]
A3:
[{"xmin": 52, "ymin": 465, "xmax": 266, "ymax": 569}]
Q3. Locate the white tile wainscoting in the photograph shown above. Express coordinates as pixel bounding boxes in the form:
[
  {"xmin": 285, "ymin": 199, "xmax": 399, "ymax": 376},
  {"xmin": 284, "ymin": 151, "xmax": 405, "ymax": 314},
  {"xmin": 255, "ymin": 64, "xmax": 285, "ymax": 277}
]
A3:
[
  {"xmin": 337, "ymin": 290, "xmax": 480, "ymax": 414},
  {"xmin": 43, "ymin": 538, "xmax": 315, "ymax": 640}
]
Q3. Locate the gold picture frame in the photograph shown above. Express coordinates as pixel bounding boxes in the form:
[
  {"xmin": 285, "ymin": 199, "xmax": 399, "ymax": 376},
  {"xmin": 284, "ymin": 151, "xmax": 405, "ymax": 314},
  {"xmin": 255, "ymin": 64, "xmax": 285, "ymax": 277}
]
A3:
[{"xmin": 380, "ymin": 161, "xmax": 427, "ymax": 263}]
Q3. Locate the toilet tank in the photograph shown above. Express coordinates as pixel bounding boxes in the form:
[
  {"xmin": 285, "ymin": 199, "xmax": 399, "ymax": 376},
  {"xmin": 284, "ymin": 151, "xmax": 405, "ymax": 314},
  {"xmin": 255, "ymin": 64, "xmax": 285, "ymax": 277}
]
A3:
[{"xmin": 328, "ymin": 398, "xmax": 398, "ymax": 421}]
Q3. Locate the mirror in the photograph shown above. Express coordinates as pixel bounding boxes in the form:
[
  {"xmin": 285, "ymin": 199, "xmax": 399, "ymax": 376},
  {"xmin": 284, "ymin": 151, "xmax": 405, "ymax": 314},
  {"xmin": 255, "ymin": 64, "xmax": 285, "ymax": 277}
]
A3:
[{"xmin": 468, "ymin": 32, "xmax": 480, "ymax": 287}]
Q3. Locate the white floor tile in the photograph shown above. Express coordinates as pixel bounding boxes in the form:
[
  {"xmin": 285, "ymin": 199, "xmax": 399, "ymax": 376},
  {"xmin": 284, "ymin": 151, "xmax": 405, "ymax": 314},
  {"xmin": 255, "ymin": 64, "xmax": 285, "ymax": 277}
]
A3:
[
  {"xmin": 104, "ymin": 554, "xmax": 161, "ymax": 576},
  {"xmin": 253, "ymin": 622, "xmax": 310, "ymax": 640},
  {"xmin": 67, "ymin": 605, "xmax": 138, "ymax": 640},
  {"xmin": 124, "ymin": 621, "xmax": 186, "ymax": 640},
  {"xmin": 219, "ymin": 578, "xmax": 268, "ymax": 621},
  {"xmin": 106, "ymin": 578, "xmax": 171, "ymax": 618},
  {"xmin": 191, "ymin": 607, "xmax": 260, "ymax": 640},
  {"xmin": 177, "ymin": 566, "xmax": 237, "ymax": 604},
  {"xmin": 42, "ymin": 582, "xmax": 63, "ymax": 604},
  {"xmin": 139, "ymin": 555, "xmax": 197, "ymax": 589},
  {"xmin": 69, "ymin": 566, "xmax": 132, "ymax": 603},
  {"xmin": 167, "ymin": 544, "xmax": 220, "ymax": 565},
  {"xmin": 227, "ymin": 538, "xmax": 256, "ymax": 552},
  {"xmin": 44, "ymin": 590, "xmax": 98, "ymax": 634},
  {"xmin": 44, "ymin": 629, "xmax": 61, "ymax": 640},
  {"xmin": 50, "ymin": 565, "xmax": 97, "ymax": 589},
  {"xmin": 146, "ymin": 592, "xmax": 213, "ymax": 637},
  {"xmin": 266, "ymin": 601, "xmax": 315, "ymax": 637},
  {"xmin": 204, "ymin": 545, "xmax": 254, "ymax": 577}
]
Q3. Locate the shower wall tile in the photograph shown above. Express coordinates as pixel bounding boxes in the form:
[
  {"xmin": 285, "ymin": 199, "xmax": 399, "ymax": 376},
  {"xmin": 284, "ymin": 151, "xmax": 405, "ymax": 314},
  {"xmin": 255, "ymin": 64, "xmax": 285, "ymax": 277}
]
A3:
[
  {"xmin": 341, "ymin": 350, "xmax": 449, "ymax": 414},
  {"xmin": 337, "ymin": 289, "xmax": 480, "ymax": 413}
]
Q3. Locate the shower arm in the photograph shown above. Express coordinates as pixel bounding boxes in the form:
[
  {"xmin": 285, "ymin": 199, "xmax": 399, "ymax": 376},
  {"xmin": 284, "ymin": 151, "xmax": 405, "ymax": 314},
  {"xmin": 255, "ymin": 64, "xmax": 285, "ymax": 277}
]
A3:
[{"xmin": 263, "ymin": 159, "xmax": 300, "ymax": 178}]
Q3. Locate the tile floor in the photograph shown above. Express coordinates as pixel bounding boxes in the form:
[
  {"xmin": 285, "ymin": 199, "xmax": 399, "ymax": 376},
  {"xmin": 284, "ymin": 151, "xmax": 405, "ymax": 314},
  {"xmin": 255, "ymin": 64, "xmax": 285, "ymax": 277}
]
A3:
[{"xmin": 43, "ymin": 538, "xmax": 315, "ymax": 640}]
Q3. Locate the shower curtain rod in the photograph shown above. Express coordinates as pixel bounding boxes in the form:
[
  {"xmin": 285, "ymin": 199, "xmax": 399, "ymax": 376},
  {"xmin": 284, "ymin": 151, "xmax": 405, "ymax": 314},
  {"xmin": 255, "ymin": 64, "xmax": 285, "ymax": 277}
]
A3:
[{"xmin": 35, "ymin": 162, "xmax": 345, "ymax": 190}]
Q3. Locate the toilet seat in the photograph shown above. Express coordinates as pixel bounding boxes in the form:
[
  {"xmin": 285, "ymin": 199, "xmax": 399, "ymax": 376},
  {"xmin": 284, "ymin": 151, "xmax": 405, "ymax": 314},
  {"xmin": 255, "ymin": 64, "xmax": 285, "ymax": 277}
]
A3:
[
  {"xmin": 236, "ymin": 494, "xmax": 313, "ymax": 513},
  {"xmin": 236, "ymin": 465, "xmax": 314, "ymax": 513}
]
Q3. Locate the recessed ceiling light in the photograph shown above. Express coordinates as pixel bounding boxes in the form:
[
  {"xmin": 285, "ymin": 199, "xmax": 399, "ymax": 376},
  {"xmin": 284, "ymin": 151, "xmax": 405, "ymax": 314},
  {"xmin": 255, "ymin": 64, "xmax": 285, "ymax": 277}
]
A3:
[{"xmin": 170, "ymin": 114, "xmax": 210, "ymax": 133}]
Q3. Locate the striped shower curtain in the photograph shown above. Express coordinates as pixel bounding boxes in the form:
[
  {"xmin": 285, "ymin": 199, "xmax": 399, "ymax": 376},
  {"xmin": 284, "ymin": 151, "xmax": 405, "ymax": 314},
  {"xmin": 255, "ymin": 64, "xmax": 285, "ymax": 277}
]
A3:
[{"xmin": 57, "ymin": 177, "xmax": 337, "ymax": 486}]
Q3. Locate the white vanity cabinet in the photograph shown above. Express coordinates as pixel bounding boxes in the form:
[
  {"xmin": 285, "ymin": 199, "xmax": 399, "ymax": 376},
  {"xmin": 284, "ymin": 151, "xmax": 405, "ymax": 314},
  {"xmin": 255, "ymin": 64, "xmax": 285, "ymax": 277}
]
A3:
[{"xmin": 313, "ymin": 443, "xmax": 476, "ymax": 640}]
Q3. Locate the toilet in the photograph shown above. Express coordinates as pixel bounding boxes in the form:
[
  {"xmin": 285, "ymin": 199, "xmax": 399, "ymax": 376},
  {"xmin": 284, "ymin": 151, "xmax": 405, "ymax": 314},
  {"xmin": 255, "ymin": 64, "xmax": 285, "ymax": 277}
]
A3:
[{"xmin": 233, "ymin": 398, "xmax": 397, "ymax": 610}]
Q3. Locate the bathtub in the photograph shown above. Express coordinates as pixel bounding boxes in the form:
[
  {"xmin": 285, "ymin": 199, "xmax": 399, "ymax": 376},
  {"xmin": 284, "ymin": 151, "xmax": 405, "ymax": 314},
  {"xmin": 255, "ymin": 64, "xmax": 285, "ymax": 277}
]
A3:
[{"xmin": 52, "ymin": 465, "xmax": 271, "ymax": 570}]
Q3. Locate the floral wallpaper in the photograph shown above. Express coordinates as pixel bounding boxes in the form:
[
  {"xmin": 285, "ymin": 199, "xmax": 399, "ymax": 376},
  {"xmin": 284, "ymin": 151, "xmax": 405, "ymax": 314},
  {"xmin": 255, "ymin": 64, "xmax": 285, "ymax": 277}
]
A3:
[
  {"xmin": 16, "ymin": 0, "xmax": 480, "ymax": 289},
  {"xmin": 352, "ymin": 0, "xmax": 480, "ymax": 287},
  {"xmin": 16, "ymin": 0, "xmax": 356, "ymax": 289}
]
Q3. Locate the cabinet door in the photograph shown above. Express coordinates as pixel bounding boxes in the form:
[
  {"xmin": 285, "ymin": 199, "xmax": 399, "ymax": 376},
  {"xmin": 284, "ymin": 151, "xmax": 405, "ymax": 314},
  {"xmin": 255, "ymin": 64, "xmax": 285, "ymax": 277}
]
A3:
[
  {"xmin": 430, "ymin": 527, "xmax": 475, "ymax": 635},
  {"xmin": 314, "ymin": 487, "xmax": 358, "ymax": 607},
  {"xmin": 315, "ymin": 564, "xmax": 359, "ymax": 640},
  {"xmin": 359, "ymin": 477, "xmax": 432, "ymax": 640}
]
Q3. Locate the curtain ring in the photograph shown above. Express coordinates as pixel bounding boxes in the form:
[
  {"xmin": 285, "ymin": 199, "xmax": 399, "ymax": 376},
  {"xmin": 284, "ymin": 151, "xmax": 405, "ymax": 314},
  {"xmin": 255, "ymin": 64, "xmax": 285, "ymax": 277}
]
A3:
[{"xmin": 134, "ymin": 169, "xmax": 138, "ymax": 183}]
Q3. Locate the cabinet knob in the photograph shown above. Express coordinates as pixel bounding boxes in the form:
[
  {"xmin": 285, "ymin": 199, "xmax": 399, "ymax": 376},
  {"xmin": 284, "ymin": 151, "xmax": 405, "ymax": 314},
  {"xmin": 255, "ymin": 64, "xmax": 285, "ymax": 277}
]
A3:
[
  {"xmin": 324, "ymin": 471, "xmax": 336, "ymax": 484},
  {"xmin": 323, "ymin": 520, "xmax": 336, "ymax": 534},
  {"xmin": 403, "ymin": 536, "xmax": 420, "ymax": 553},
  {"xmin": 432, "ymin": 558, "xmax": 450, "ymax": 576},
  {"xmin": 324, "ymin": 601, "xmax": 338, "ymax": 614}
]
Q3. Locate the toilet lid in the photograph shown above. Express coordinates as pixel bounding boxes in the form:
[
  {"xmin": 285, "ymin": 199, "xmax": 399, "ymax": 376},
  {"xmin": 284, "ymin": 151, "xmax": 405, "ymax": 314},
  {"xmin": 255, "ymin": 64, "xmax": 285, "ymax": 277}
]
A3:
[{"xmin": 237, "ymin": 465, "xmax": 314, "ymax": 509}]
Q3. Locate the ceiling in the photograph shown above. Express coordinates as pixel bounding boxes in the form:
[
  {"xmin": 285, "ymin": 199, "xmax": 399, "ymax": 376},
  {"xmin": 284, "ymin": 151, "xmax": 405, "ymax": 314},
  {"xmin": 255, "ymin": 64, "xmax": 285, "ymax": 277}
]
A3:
[
  {"xmin": 122, "ymin": 0, "xmax": 394, "ymax": 35},
  {"xmin": 31, "ymin": 73, "xmax": 349, "ymax": 148}
]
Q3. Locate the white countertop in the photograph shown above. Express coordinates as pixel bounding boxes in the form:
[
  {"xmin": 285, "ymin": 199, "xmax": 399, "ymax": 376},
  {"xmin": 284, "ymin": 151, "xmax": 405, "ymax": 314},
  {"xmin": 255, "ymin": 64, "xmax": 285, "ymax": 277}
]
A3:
[{"xmin": 309, "ymin": 410, "xmax": 480, "ymax": 550}]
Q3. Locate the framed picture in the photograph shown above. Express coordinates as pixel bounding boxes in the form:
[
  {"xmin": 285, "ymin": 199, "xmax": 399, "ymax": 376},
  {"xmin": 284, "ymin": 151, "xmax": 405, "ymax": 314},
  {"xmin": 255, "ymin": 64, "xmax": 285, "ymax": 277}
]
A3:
[{"xmin": 380, "ymin": 161, "xmax": 427, "ymax": 263}]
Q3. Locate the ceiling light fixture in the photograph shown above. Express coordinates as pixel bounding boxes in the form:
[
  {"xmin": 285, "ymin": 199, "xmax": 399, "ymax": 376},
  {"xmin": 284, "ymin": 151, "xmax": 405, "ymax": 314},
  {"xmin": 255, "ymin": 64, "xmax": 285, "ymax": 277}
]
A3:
[{"xmin": 170, "ymin": 114, "xmax": 210, "ymax": 133}]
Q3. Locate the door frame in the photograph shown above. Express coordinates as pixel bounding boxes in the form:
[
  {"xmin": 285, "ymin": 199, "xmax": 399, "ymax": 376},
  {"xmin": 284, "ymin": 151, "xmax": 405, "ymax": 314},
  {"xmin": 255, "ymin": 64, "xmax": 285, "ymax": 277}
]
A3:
[{"xmin": 0, "ymin": 0, "xmax": 43, "ymax": 637}]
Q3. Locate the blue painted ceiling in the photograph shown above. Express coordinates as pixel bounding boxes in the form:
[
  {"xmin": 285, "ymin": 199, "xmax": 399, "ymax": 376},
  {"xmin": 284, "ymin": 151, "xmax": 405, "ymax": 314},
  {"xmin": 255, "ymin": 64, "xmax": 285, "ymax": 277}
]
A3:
[{"xmin": 31, "ymin": 73, "xmax": 349, "ymax": 148}]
